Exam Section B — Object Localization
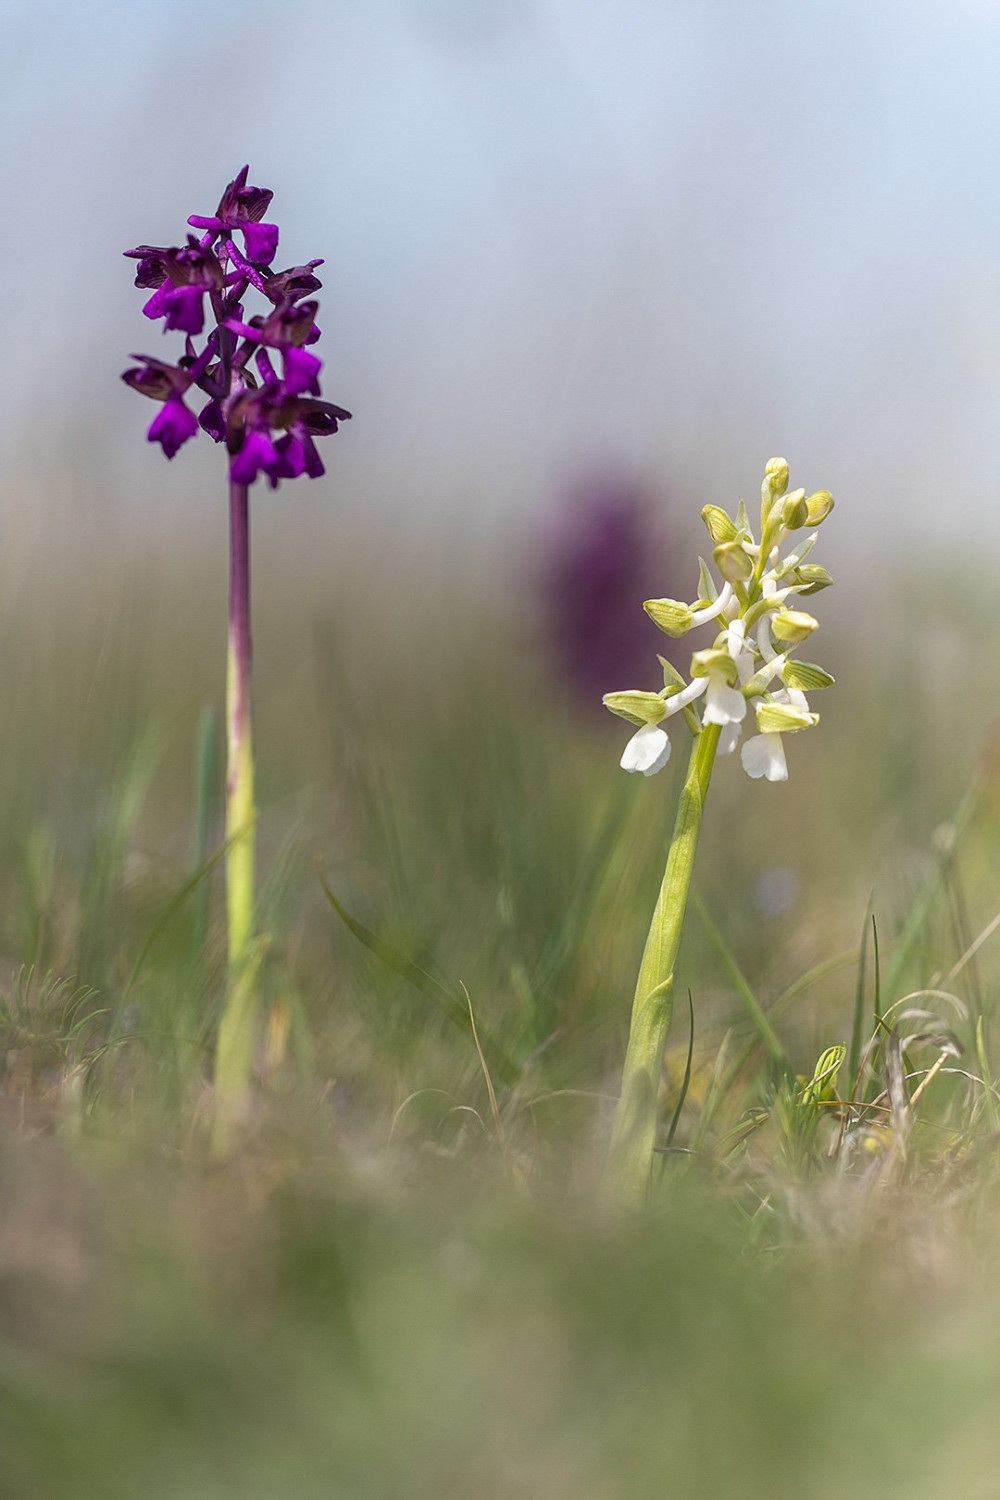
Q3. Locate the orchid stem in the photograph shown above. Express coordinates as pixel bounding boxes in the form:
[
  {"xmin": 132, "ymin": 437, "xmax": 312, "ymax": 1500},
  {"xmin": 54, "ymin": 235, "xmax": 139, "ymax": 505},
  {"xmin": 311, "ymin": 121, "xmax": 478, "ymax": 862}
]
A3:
[
  {"xmin": 606, "ymin": 722, "xmax": 721, "ymax": 1209},
  {"xmin": 213, "ymin": 478, "xmax": 258, "ymax": 1150}
]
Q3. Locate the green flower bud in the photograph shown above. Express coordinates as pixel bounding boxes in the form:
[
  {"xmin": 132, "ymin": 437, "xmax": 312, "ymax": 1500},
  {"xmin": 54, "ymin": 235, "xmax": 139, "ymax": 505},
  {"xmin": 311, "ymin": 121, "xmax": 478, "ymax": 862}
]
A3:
[
  {"xmin": 799, "ymin": 1044, "xmax": 845, "ymax": 1107},
  {"xmin": 762, "ymin": 456, "xmax": 789, "ymax": 500},
  {"xmin": 602, "ymin": 691, "xmax": 668, "ymax": 726},
  {"xmin": 771, "ymin": 609, "xmax": 819, "ymax": 644},
  {"xmin": 781, "ymin": 488, "xmax": 809, "ymax": 530},
  {"xmin": 644, "ymin": 598, "xmax": 694, "ymax": 636},
  {"xmin": 701, "ymin": 505, "xmax": 738, "ymax": 544},
  {"xmin": 791, "ymin": 563, "xmax": 834, "ymax": 595},
  {"xmin": 805, "ymin": 490, "xmax": 834, "ymax": 525},
  {"xmin": 755, "ymin": 701, "xmax": 819, "ymax": 734},
  {"xmin": 690, "ymin": 648, "xmax": 738, "ymax": 685},
  {"xmin": 783, "ymin": 660, "xmax": 835, "ymax": 692},
  {"xmin": 713, "ymin": 540, "xmax": 753, "ymax": 584}
]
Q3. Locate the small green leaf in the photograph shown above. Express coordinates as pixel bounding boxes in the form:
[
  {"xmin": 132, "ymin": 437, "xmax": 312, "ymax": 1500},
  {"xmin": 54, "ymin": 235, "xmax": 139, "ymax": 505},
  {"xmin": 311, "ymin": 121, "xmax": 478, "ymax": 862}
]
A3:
[
  {"xmin": 658, "ymin": 655, "xmax": 687, "ymax": 691},
  {"xmin": 602, "ymin": 690, "xmax": 667, "ymax": 726},
  {"xmin": 756, "ymin": 701, "xmax": 819, "ymax": 734},
  {"xmin": 644, "ymin": 598, "xmax": 694, "ymax": 636},
  {"xmin": 792, "ymin": 563, "xmax": 833, "ymax": 594},
  {"xmin": 771, "ymin": 608, "xmax": 818, "ymax": 644},
  {"xmin": 783, "ymin": 660, "xmax": 835, "ymax": 692},
  {"xmin": 696, "ymin": 557, "xmax": 718, "ymax": 605}
]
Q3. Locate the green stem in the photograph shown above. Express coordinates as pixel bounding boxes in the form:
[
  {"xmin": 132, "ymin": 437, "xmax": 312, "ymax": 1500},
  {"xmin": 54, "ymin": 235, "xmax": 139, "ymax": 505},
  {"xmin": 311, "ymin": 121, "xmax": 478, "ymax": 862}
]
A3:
[
  {"xmin": 606, "ymin": 722, "xmax": 721, "ymax": 1208},
  {"xmin": 213, "ymin": 479, "xmax": 257, "ymax": 1149}
]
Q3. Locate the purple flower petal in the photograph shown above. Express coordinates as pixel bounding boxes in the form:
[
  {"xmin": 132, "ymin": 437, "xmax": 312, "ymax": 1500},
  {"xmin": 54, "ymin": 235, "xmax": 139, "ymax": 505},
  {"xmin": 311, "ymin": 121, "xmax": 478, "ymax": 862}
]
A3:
[
  {"xmin": 281, "ymin": 346, "xmax": 322, "ymax": 397},
  {"xmin": 298, "ymin": 398, "xmax": 352, "ymax": 434},
  {"xmin": 300, "ymin": 430, "xmax": 325, "ymax": 478},
  {"xmin": 274, "ymin": 431, "xmax": 307, "ymax": 479},
  {"xmin": 142, "ymin": 285, "xmax": 170, "ymax": 321},
  {"xmin": 230, "ymin": 428, "xmax": 281, "ymax": 485},
  {"xmin": 162, "ymin": 286, "xmax": 206, "ymax": 335},
  {"xmin": 124, "ymin": 245, "xmax": 170, "ymax": 288},
  {"xmin": 148, "ymin": 397, "xmax": 198, "ymax": 459},
  {"xmin": 262, "ymin": 261, "xmax": 324, "ymax": 303},
  {"xmin": 122, "ymin": 354, "xmax": 188, "ymax": 401},
  {"xmin": 198, "ymin": 399, "xmax": 225, "ymax": 443},
  {"xmin": 242, "ymin": 221, "xmax": 279, "ymax": 265}
]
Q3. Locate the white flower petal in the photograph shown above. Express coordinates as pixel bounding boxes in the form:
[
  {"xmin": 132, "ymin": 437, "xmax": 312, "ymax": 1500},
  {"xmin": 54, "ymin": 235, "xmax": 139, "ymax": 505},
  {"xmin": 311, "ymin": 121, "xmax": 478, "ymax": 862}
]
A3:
[
  {"xmin": 741, "ymin": 732, "xmax": 788, "ymax": 782},
  {"xmin": 756, "ymin": 614, "xmax": 777, "ymax": 663},
  {"xmin": 703, "ymin": 678, "xmax": 747, "ymax": 726},
  {"xmin": 717, "ymin": 722, "xmax": 743, "ymax": 756},
  {"xmin": 620, "ymin": 722, "xmax": 672, "ymax": 776},
  {"xmin": 690, "ymin": 582, "xmax": 734, "ymax": 627},
  {"xmin": 661, "ymin": 675, "xmax": 709, "ymax": 717}
]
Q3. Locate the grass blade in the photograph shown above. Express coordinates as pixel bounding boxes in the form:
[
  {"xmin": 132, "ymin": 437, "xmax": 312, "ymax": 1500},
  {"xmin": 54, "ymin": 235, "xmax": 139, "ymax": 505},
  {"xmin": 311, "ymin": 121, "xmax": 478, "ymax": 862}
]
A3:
[
  {"xmin": 665, "ymin": 990, "xmax": 695, "ymax": 1148},
  {"xmin": 693, "ymin": 891, "xmax": 791, "ymax": 1076},
  {"xmin": 316, "ymin": 862, "xmax": 520, "ymax": 1085},
  {"xmin": 848, "ymin": 905, "xmax": 870, "ymax": 1091}
]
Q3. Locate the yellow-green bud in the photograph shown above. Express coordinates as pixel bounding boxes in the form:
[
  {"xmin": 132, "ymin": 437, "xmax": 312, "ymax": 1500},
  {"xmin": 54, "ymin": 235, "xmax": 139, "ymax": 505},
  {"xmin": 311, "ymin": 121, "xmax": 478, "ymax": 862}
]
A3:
[
  {"xmin": 799, "ymin": 1045, "xmax": 845, "ymax": 1107},
  {"xmin": 701, "ymin": 505, "xmax": 738, "ymax": 544},
  {"xmin": 713, "ymin": 540, "xmax": 753, "ymax": 584},
  {"xmin": 755, "ymin": 701, "xmax": 819, "ymax": 734},
  {"xmin": 783, "ymin": 660, "xmax": 835, "ymax": 692},
  {"xmin": 762, "ymin": 456, "xmax": 789, "ymax": 500},
  {"xmin": 602, "ymin": 691, "xmax": 667, "ymax": 726},
  {"xmin": 791, "ymin": 563, "xmax": 833, "ymax": 595},
  {"xmin": 805, "ymin": 490, "xmax": 834, "ymax": 525},
  {"xmin": 781, "ymin": 488, "xmax": 809, "ymax": 530},
  {"xmin": 643, "ymin": 598, "xmax": 694, "ymax": 636},
  {"xmin": 771, "ymin": 609, "xmax": 819, "ymax": 645},
  {"xmin": 690, "ymin": 648, "xmax": 738, "ymax": 685}
]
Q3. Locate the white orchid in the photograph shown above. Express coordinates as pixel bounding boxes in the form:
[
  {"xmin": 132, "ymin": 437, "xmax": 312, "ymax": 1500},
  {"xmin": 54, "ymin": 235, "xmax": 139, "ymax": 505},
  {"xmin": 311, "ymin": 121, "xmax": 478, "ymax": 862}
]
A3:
[
  {"xmin": 605, "ymin": 457, "xmax": 837, "ymax": 1207},
  {"xmin": 603, "ymin": 457, "xmax": 834, "ymax": 784}
]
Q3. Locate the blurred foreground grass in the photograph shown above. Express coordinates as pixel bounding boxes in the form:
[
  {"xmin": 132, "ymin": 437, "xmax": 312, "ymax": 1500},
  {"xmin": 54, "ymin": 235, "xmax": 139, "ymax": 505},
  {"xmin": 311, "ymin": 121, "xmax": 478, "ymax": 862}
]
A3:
[{"xmin": 2, "ymin": 507, "xmax": 1000, "ymax": 1496}]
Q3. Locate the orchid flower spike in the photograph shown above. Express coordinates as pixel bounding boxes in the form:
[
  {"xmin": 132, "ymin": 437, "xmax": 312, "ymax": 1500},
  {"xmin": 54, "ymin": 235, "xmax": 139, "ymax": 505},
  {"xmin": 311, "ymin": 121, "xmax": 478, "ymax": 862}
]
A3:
[
  {"xmin": 603, "ymin": 458, "xmax": 835, "ymax": 784},
  {"xmin": 122, "ymin": 166, "xmax": 351, "ymax": 488}
]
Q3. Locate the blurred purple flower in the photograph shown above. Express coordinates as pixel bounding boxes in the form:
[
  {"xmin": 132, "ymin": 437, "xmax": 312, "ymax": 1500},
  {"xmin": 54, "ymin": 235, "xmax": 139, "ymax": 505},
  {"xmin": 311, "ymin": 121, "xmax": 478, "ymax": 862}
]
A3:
[
  {"xmin": 121, "ymin": 167, "xmax": 350, "ymax": 488},
  {"xmin": 536, "ymin": 470, "xmax": 684, "ymax": 710}
]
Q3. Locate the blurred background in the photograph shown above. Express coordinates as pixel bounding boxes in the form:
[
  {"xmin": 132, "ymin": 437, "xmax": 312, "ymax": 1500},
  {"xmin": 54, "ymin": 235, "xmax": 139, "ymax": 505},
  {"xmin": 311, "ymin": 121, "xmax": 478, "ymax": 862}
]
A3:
[
  {"xmin": 5, "ymin": 0, "xmax": 999, "ymax": 555},
  {"xmin": 4, "ymin": 8, "xmax": 1000, "ymax": 1495},
  {"xmin": 1, "ymin": 0, "xmax": 997, "ymax": 1074}
]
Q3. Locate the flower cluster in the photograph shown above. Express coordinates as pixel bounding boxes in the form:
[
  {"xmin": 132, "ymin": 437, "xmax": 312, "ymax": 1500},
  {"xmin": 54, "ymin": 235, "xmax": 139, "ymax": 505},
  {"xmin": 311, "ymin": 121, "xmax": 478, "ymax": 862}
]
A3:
[
  {"xmin": 603, "ymin": 459, "xmax": 835, "ymax": 782},
  {"xmin": 121, "ymin": 167, "xmax": 350, "ymax": 487}
]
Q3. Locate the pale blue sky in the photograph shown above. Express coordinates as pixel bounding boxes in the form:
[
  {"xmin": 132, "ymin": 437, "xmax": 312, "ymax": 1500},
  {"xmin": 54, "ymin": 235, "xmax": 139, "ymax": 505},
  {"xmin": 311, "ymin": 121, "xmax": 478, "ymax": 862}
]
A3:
[{"xmin": 5, "ymin": 0, "xmax": 999, "ymax": 563}]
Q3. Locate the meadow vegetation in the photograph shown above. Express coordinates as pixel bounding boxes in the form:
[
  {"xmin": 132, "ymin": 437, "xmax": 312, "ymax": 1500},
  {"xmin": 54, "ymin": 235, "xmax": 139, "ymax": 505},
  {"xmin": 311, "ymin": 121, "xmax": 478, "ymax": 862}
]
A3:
[{"xmin": 2, "ymin": 507, "xmax": 1000, "ymax": 1497}]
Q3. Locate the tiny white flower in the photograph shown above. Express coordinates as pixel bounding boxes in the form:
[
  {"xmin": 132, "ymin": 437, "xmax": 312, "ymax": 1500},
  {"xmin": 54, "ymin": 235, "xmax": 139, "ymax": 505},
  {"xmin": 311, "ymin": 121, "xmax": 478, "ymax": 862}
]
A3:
[
  {"xmin": 703, "ymin": 675, "xmax": 747, "ymax": 726},
  {"xmin": 741, "ymin": 732, "xmax": 788, "ymax": 782},
  {"xmin": 620, "ymin": 722, "xmax": 672, "ymax": 776},
  {"xmin": 616, "ymin": 675, "xmax": 710, "ymax": 776},
  {"xmin": 717, "ymin": 721, "xmax": 743, "ymax": 756}
]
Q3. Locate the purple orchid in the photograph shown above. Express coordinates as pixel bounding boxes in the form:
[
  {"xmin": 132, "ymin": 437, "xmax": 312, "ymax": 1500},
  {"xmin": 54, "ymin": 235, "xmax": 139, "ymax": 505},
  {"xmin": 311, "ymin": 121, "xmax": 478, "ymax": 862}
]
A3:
[
  {"xmin": 120, "ymin": 169, "xmax": 353, "ymax": 1149},
  {"xmin": 122, "ymin": 165, "xmax": 351, "ymax": 485}
]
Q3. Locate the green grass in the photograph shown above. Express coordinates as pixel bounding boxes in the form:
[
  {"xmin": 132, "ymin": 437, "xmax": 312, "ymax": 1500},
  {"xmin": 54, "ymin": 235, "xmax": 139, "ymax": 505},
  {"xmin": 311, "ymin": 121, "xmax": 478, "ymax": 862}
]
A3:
[{"xmin": 2, "ymin": 519, "xmax": 1000, "ymax": 1496}]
